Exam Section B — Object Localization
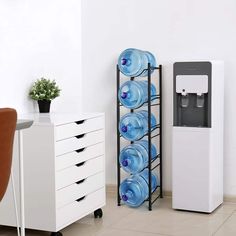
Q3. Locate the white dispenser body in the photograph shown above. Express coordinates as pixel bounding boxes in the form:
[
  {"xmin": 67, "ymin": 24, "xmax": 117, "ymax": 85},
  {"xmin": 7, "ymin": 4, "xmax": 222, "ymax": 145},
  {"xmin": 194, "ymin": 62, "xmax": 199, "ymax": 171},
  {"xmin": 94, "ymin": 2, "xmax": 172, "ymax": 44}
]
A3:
[{"xmin": 172, "ymin": 61, "xmax": 224, "ymax": 213}]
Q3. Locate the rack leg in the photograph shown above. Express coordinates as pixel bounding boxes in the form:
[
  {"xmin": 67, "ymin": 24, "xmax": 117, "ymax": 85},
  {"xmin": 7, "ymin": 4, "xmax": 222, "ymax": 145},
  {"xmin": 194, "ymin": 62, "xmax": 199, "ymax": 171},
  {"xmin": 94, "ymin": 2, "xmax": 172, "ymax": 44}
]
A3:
[
  {"xmin": 159, "ymin": 65, "xmax": 163, "ymax": 199},
  {"xmin": 147, "ymin": 63, "xmax": 152, "ymax": 211},
  {"xmin": 149, "ymin": 204, "xmax": 152, "ymax": 211},
  {"xmin": 116, "ymin": 64, "xmax": 121, "ymax": 206}
]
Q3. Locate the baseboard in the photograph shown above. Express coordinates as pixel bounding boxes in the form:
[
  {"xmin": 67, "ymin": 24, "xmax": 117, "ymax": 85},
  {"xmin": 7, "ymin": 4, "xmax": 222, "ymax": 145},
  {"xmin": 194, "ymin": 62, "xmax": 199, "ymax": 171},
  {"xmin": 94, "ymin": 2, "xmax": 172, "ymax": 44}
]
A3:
[
  {"xmin": 106, "ymin": 184, "xmax": 117, "ymax": 195},
  {"xmin": 223, "ymin": 195, "xmax": 236, "ymax": 203},
  {"xmin": 106, "ymin": 184, "xmax": 236, "ymax": 203}
]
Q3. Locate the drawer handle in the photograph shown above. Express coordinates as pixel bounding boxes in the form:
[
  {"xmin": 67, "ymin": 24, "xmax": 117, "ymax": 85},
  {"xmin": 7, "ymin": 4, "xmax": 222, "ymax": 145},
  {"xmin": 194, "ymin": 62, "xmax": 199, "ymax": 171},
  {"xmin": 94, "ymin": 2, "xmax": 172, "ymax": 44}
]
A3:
[
  {"xmin": 76, "ymin": 161, "xmax": 85, "ymax": 167},
  {"xmin": 76, "ymin": 196, "xmax": 86, "ymax": 202},
  {"xmin": 75, "ymin": 134, "xmax": 85, "ymax": 139},
  {"xmin": 76, "ymin": 179, "xmax": 86, "ymax": 185},
  {"xmin": 76, "ymin": 148, "xmax": 86, "ymax": 153},
  {"xmin": 75, "ymin": 120, "xmax": 85, "ymax": 125}
]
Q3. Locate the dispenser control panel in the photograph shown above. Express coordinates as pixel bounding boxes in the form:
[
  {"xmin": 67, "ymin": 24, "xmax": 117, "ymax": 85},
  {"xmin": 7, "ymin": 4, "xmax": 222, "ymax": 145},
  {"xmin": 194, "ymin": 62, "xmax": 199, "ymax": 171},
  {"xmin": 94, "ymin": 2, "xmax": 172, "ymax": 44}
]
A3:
[
  {"xmin": 173, "ymin": 62, "xmax": 212, "ymax": 127},
  {"xmin": 176, "ymin": 75, "xmax": 208, "ymax": 95}
]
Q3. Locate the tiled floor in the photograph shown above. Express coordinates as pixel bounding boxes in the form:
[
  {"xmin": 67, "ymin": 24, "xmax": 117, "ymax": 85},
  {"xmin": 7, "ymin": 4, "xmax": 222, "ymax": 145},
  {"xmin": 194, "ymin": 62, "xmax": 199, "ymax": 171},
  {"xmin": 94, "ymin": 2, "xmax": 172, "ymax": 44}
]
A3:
[{"xmin": 1, "ymin": 193, "xmax": 236, "ymax": 236}]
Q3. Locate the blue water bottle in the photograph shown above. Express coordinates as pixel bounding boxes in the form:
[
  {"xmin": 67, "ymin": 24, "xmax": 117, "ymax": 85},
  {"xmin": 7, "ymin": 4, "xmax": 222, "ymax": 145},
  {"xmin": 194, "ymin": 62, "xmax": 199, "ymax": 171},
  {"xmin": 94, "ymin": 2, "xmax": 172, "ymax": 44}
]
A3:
[
  {"xmin": 118, "ymin": 81, "xmax": 157, "ymax": 109},
  {"xmin": 142, "ymin": 50, "xmax": 156, "ymax": 76},
  {"xmin": 118, "ymin": 48, "xmax": 157, "ymax": 77},
  {"xmin": 119, "ymin": 169, "xmax": 159, "ymax": 207},
  {"xmin": 119, "ymin": 110, "xmax": 157, "ymax": 141},
  {"xmin": 119, "ymin": 140, "xmax": 158, "ymax": 174}
]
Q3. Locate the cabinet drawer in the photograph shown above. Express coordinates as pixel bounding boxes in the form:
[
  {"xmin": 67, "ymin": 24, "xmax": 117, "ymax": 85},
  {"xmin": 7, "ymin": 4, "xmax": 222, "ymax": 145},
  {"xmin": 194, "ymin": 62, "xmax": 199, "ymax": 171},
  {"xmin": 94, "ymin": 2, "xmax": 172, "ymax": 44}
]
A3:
[
  {"xmin": 55, "ymin": 116, "xmax": 104, "ymax": 141},
  {"xmin": 56, "ymin": 143, "xmax": 104, "ymax": 171},
  {"xmin": 56, "ymin": 172, "xmax": 104, "ymax": 208},
  {"xmin": 56, "ymin": 155, "xmax": 104, "ymax": 190},
  {"xmin": 55, "ymin": 130, "xmax": 104, "ymax": 156},
  {"xmin": 57, "ymin": 187, "xmax": 105, "ymax": 229}
]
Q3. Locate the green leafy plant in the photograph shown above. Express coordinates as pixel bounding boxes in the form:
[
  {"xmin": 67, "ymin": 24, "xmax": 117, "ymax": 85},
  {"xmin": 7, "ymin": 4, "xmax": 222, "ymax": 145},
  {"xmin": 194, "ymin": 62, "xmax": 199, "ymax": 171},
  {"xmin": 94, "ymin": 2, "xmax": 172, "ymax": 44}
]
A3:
[{"xmin": 29, "ymin": 78, "xmax": 61, "ymax": 101}]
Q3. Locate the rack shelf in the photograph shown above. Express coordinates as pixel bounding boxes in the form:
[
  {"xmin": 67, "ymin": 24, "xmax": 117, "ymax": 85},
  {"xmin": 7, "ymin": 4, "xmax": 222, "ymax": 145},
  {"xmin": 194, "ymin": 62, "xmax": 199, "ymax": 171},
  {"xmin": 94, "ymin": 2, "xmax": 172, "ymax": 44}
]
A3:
[{"xmin": 116, "ymin": 63, "xmax": 163, "ymax": 211}]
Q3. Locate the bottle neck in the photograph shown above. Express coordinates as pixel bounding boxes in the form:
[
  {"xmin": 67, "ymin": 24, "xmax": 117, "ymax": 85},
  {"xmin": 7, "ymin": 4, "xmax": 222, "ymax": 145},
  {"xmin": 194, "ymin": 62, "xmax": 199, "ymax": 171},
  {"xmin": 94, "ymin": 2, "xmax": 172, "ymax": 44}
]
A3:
[
  {"xmin": 122, "ymin": 159, "xmax": 131, "ymax": 167},
  {"xmin": 121, "ymin": 58, "xmax": 131, "ymax": 66},
  {"xmin": 121, "ymin": 91, "xmax": 128, "ymax": 99},
  {"xmin": 122, "ymin": 190, "xmax": 133, "ymax": 201}
]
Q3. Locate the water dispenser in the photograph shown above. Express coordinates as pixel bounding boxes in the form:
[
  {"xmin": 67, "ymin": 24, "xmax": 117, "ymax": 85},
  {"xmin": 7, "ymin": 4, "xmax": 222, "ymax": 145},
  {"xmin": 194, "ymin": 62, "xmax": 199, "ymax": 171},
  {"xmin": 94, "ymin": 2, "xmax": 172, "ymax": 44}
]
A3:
[{"xmin": 172, "ymin": 61, "xmax": 224, "ymax": 213}]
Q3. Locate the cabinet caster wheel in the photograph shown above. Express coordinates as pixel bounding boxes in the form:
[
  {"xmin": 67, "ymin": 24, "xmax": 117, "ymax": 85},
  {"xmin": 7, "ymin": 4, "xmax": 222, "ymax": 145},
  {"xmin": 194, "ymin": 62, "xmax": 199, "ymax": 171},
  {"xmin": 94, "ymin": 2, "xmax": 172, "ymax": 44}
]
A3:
[
  {"xmin": 94, "ymin": 208, "xmax": 103, "ymax": 218},
  {"xmin": 51, "ymin": 232, "xmax": 63, "ymax": 236}
]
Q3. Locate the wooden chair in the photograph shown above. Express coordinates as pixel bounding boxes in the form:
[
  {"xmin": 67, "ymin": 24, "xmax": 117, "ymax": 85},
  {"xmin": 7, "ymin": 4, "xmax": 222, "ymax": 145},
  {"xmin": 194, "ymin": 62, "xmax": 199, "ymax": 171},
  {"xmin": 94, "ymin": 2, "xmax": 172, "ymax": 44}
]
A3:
[{"xmin": 0, "ymin": 108, "xmax": 19, "ymax": 235}]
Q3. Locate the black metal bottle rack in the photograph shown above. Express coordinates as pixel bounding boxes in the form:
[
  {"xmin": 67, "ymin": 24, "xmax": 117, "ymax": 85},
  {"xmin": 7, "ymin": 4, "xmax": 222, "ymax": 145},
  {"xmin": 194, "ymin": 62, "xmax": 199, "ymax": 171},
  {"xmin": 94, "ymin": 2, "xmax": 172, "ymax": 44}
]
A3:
[{"xmin": 116, "ymin": 63, "xmax": 163, "ymax": 211}]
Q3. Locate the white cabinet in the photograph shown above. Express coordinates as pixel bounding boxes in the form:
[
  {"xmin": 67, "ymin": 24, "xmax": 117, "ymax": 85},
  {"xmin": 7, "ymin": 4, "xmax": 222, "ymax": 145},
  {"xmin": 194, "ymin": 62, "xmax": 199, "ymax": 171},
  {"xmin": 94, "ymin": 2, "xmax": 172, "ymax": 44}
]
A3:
[{"xmin": 0, "ymin": 112, "xmax": 106, "ymax": 234}]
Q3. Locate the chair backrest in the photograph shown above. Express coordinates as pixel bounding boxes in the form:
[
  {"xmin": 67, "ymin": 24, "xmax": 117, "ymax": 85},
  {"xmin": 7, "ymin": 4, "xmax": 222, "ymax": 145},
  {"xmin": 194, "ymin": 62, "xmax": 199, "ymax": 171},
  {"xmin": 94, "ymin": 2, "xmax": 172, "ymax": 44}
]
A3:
[{"xmin": 0, "ymin": 108, "xmax": 17, "ymax": 201}]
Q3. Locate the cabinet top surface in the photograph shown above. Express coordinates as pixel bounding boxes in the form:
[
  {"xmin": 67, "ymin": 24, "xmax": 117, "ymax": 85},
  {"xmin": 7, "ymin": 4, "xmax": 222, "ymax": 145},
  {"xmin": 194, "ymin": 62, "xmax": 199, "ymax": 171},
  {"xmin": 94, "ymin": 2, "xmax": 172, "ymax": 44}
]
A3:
[{"xmin": 19, "ymin": 112, "xmax": 104, "ymax": 126}]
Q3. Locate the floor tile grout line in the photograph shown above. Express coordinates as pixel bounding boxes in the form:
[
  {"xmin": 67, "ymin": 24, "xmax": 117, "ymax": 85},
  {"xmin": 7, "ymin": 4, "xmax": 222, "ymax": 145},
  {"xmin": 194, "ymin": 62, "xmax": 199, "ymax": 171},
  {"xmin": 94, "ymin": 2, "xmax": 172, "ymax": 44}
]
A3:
[{"xmin": 212, "ymin": 211, "xmax": 235, "ymax": 235}]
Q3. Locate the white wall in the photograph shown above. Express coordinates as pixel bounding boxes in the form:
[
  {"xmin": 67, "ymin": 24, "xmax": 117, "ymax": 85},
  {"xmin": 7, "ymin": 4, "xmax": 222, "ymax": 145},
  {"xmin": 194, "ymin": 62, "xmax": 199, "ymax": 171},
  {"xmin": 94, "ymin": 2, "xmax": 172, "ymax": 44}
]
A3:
[
  {"xmin": 81, "ymin": 0, "xmax": 236, "ymax": 196},
  {"xmin": 0, "ymin": 0, "xmax": 82, "ymax": 114}
]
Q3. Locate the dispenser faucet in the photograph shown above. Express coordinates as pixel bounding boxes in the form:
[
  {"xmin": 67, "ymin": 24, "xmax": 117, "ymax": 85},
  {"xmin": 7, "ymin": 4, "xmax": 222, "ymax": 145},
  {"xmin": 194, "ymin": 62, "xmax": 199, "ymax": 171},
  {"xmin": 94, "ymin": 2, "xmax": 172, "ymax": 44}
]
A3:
[
  {"xmin": 181, "ymin": 89, "xmax": 189, "ymax": 108},
  {"xmin": 196, "ymin": 93, "xmax": 204, "ymax": 108}
]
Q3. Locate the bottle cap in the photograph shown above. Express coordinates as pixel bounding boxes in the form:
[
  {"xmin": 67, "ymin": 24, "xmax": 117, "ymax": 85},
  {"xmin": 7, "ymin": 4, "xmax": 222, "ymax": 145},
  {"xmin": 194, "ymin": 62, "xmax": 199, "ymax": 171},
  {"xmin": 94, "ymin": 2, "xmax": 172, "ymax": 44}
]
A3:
[
  {"xmin": 121, "ymin": 58, "xmax": 127, "ymax": 65},
  {"xmin": 121, "ymin": 92, "xmax": 127, "ymax": 99},
  {"xmin": 121, "ymin": 125, "xmax": 128, "ymax": 132},
  {"xmin": 122, "ymin": 160, "xmax": 129, "ymax": 167},
  {"xmin": 122, "ymin": 194, "xmax": 128, "ymax": 201}
]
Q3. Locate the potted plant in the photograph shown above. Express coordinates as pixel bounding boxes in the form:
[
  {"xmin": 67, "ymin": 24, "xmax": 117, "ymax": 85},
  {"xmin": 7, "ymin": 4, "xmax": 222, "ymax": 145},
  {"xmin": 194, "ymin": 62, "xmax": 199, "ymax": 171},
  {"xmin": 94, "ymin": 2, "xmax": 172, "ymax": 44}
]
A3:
[{"xmin": 29, "ymin": 78, "xmax": 61, "ymax": 113}]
